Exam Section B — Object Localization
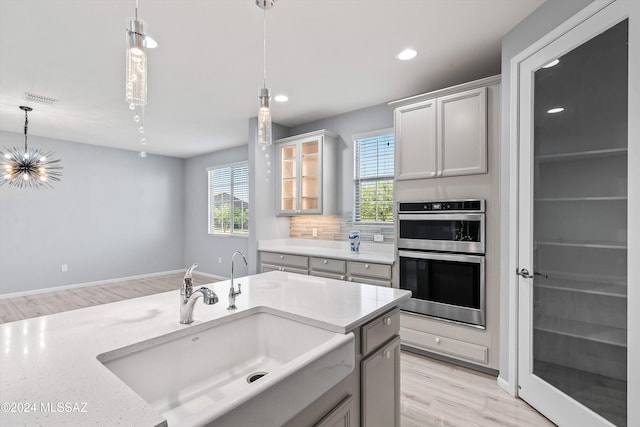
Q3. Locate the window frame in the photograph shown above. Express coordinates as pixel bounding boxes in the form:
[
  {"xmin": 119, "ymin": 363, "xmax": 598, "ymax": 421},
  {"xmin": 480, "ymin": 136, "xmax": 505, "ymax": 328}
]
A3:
[
  {"xmin": 207, "ymin": 161, "xmax": 249, "ymax": 237},
  {"xmin": 353, "ymin": 128, "xmax": 395, "ymax": 225}
]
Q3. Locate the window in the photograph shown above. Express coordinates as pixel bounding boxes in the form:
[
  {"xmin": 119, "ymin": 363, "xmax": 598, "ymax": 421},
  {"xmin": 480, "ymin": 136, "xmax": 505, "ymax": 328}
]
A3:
[
  {"xmin": 208, "ymin": 163, "xmax": 249, "ymax": 236},
  {"xmin": 354, "ymin": 130, "xmax": 394, "ymax": 223}
]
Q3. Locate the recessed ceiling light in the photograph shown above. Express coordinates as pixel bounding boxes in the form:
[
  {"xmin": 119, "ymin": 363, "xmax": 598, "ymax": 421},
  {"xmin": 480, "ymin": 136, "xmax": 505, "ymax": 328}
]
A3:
[
  {"xmin": 547, "ymin": 107, "xmax": 565, "ymax": 114},
  {"xmin": 542, "ymin": 59, "xmax": 559, "ymax": 68},
  {"xmin": 396, "ymin": 48, "xmax": 418, "ymax": 61},
  {"xmin": 274, "ymin": 94, "xmax": 288, "ymax": 102}
]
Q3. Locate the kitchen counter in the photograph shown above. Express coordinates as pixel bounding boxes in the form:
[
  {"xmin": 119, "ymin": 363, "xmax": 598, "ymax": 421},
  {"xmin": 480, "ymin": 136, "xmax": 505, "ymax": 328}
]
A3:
[
  {"xmin": 258, "ymin": 238, "xmax": 395, "ymax": 265},
  {"xmin": 0, "ymin": 271, "xmax": 410, "ymax": 427}
]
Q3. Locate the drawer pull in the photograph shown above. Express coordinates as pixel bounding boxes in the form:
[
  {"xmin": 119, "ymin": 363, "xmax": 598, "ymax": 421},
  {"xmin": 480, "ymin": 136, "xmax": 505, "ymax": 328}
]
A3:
[
  {"xmin": 385, "ymin": 351, "xmax": 391, "ymax": 359},
  {"xmin": 435, "ymin": 337, "xmax": 441, "ymax": 344},
  {"xmin": 340, "ymin": 275, "xmax": 345, "ymax": 280},
  {"xmin": 348, "ymin": 277, "xmax": 353, "ymax": 282},
  {"xmin": 280, "ymin": 255, "xmax": 284, "ymax": 259},
  {"xmin": 323, "ymin": 259, "xmax": 328, "ymax": 264},
  {"xmin": 384, "ymin": 317, "xmax": 392, "ymax": 326},
  {"xmin": 365, "ymin": 264, "xmax": 369, "ymax": 269}
]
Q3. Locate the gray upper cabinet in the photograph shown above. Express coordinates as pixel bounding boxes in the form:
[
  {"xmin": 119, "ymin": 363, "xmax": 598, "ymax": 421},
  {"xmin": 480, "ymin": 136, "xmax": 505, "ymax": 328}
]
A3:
[
  {"xmin": 392, "ymin": 79, "xmax": 494, "ymax": 181},
  {"xmin": 275, "ymin": 130, "xmax": 338, "ymax": 216}
]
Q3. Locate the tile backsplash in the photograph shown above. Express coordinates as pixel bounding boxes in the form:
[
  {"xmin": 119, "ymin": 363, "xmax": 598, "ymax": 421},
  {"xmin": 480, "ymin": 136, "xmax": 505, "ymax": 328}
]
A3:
[{"xmin": 289, "ymin": 213, "xmax": 395, "ymax": 243}]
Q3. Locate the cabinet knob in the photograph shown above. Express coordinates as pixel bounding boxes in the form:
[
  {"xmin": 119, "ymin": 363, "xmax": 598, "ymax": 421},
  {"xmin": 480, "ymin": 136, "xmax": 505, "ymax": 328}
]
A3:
[
  {"xmin": 430, "ymin": 171, "xmax": 436, "ymax": 177},
  {"xmin": 385, "ymin": 351, "xmax": 391, "ymax": 359},
  {"xmin": 384, "ymin": 317, "xmax": 392, "ymax": 326},
  {"xmin": 323, "ymin": 259, "xmax": 328, "ymax": 264},
  {"xmin": 280, "ymin": 267, "xmax": 284, "ymax": 271},
  {"xmin": 435, "ymin": 337, "xmax": 441, "ymax": 344},
  {"xmin": 437, "ymin": 171, "xmax": 443, "ymax": 177},
  {"xmin": 348, "ymin": 277, "xmax": 353, "ymax": 282},
  {"xmin": 365, "ymin": 264, "xmax": 369, "ymax": 269},
  {"xmin": 280, "ymin": 255, "xmax": 284, "ymax": 259},
  {"xmin": 340, "ymin": 275, "xmax": 345, "ymax": 280}
]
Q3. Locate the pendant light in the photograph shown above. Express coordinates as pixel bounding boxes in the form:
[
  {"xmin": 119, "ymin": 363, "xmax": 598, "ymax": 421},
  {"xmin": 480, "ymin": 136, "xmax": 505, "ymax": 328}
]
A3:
[
  {"xmin": 0, "ymin": 106, "xmax": 63, "ymax": 189},
  {"xmin": 126, "ymin": 0, "xmax": 155, "ymax": 156},
  {"xmin": 256, "ymin": 0, "xmax": 275, "ymax": 148}
]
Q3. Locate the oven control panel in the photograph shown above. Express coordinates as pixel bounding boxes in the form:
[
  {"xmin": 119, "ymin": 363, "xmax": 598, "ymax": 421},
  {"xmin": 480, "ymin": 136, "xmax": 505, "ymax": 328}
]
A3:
[{"xmin": 398, "ymin": 200, "xmax": 484, "ymax": 213}]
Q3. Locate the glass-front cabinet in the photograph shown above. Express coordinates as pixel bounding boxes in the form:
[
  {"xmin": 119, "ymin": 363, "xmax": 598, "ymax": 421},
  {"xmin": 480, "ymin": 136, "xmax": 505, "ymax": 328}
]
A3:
[{"xmin": 275, "ymin": 130, "xmax": 337, "ymax": 216}]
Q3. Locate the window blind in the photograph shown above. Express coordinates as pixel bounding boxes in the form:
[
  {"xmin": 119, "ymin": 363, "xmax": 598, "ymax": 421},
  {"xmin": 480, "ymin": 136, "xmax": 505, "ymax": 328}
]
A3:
[
  {"xmin": 208, "ymin": 163, "xmax": 249, "ymax": 235},
  {"xmin": 354, "ymin": 133, "xmax": 394, "ymax": 223}
]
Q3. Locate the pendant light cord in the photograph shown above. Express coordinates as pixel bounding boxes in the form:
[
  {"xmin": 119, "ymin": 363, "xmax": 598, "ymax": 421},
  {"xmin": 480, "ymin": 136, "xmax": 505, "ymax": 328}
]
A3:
[
  {"xmin": 263, "ymin": 7, "xmax": 267, "ymax": 89},
  {"xmin": 23, "ymin": 109, "xmax": 29, "ymax": 151}
]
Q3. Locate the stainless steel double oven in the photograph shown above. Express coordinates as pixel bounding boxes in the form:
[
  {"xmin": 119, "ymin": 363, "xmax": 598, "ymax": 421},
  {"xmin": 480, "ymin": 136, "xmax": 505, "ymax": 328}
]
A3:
[{"xmin": 397, "ymin": 200, "xmax": 486, "ymax": 327}]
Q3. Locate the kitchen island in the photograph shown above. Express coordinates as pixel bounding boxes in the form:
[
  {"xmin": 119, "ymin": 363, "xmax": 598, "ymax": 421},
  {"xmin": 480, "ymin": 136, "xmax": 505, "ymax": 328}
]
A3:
[{"xmin": 0, "ymin": 271, "xmax": 410, "ymax": 426}]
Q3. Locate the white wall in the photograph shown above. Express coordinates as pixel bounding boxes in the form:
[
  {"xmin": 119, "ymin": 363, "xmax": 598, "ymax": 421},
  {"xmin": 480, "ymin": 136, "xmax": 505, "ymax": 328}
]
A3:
[
  {"xmin": 0, "ymin": 131, "xmax": 186, "ymax": 295},
  {"xmin": 498, "ymin": 0, "xmax": 595, "ymax": 392}
]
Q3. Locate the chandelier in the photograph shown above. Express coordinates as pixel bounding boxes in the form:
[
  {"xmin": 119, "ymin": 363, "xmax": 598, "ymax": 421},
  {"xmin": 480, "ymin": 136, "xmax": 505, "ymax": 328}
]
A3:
[{"xmin": 0, "ymin": 106, "xmax": 63, "ymax": 189}]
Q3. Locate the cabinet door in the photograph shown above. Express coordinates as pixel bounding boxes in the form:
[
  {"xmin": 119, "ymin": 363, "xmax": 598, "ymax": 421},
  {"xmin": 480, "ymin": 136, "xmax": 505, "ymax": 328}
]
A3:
[
  {"xmin": 300, "ymin": 137, "xmax": 322, "ymax": 214},
  {"xmin": 394, "ymin": 99, "xmax": 437, "ymax": 180},
  {"xmin": 437, "ymin": 87, "xmax": 487, "ymax": 177},
  {"xmin": 361, "ymin": 336, "xmax": 400, "ymax": 427},
  {"xmin": 278, "ymin": 141, "xmax": 298, "ymax": 214},
  {"xmin": 314, "ymin": 395, "xmax": 354, "ymax": 427}
]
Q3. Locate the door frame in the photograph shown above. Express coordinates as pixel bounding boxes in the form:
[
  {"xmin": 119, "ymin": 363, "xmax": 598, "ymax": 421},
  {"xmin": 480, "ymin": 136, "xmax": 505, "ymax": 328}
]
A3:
[{"xmin": 502, "ymin": 0, "xmax": 639, "ymax": 424}]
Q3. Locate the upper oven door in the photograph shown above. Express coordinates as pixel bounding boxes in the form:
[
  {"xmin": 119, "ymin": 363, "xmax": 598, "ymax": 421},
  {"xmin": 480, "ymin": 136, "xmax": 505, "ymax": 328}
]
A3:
[{"xmin": 397, "ymin": 213, "xmax": 485, "ymax": 253}]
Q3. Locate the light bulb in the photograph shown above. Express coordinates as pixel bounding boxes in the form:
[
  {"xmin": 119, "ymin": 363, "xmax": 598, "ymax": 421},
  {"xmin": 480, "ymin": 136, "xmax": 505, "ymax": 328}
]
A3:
[
  {"xmin": 133, "ymin": 114, "xmax": 140, "ymax": 122},
  {"xmin": 139, "ymin": 151, "xmax": 147, "ymax": 158},
  {"xmin": 138, "ymin": 126, "xmax": 145, "ymax": 133},
  {"xmin": 39, "ymin": 175, "xmax": 47, "ymax": 182},
  {"xmin": 22, "ymin": 173, "xmax": 29, "ymax": 180},
  {"xmin": 40, "ymin": 156, "xmax": 47, "ymax": 162},
  {"xmin": 129, "ymin": 103, "xmax": 135, "ymax": 110},
  {"xmin": 266, "ymin": 161, "xmax": 271, "ymax": 167}
]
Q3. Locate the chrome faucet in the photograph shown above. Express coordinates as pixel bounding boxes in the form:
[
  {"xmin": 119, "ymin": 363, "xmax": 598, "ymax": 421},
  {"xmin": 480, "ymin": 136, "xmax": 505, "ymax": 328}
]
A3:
[
  {"xmin": 228, "ymin": 251, "xmax": 247, "ymax": 310},
  {"xmin": 180, "ymin": 263, "xmax": 218, "ymax": 324}
]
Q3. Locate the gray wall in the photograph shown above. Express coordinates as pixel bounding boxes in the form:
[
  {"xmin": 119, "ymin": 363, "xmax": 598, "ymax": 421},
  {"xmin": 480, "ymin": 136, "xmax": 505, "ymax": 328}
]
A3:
[
  {"xmin": 0, "ymin": 131, "xmax": 185, "ymax": 295},
  {"xmin": 289, "ymin": 102, "xmax": 394, "ymax": 214},
  {"xmin": 184, "ymin": 145, "xmax": 250, "ymax": 278},
  {"xmin": 498, "ymin": 0, "xmax": 594, "ymax": 388}
]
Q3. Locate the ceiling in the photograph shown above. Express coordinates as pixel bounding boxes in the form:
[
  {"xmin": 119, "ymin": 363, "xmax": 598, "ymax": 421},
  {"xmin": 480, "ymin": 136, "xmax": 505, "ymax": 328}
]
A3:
[{"xmin": 0, "ymin": 0, "xmax": 544, "ymax": 159}]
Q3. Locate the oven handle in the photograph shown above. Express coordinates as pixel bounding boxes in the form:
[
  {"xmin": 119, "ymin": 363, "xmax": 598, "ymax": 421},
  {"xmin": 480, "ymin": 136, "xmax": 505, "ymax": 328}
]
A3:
[
  {"xmin": 398, "ymin": 250, "xmax": 485, "ymax": 264},
  {"xmin": 398, "ymin": 213, "xmax": 485, "ymax": 221}
]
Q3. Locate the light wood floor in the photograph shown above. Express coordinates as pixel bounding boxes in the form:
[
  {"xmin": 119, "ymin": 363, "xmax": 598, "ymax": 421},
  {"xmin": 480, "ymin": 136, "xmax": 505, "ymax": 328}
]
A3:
[{"xmin": 0, "ymin": 273, "xmax": 554, "ymax": 426}]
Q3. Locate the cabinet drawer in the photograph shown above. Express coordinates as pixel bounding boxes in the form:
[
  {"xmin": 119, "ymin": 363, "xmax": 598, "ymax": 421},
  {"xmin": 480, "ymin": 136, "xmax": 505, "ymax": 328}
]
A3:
[
  {"xmin": 310, "ymin": 271, "xmax": 346, "ymax": 281},
  {"xmin": 348, "ymin": 276, "xmax": 391, "ymax": 288},
  {"xmin": 310, "ymin": 257, "xmax": 346, "ymax": 274},
  {"xmin": 348, "ymin": 262, "xmax": 391, "ymax": 280},
  {"xmin": 362, "ymin": 308, "xmax": 400, "ymax": 355},
  {"xmin": 400, "ymin": 327, "xmax": 488, "ymax": 364},
  {"xmin": 261, "ymin": 252, "xmax": 308, "ymax": 268}
]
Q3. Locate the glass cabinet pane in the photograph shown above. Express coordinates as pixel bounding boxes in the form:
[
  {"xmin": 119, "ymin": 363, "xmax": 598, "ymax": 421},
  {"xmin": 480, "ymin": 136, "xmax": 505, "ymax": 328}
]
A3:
[
  {"xmin": 301, "ymin": 139, "xmax": 320, "ymax": 211},
  {"xmin": 532, "ymin": 19, "xmax": 628, "ymax": 426},
  {"xmin": 280, "ymin": 144, "xmax": 297, "ymax": 211}
]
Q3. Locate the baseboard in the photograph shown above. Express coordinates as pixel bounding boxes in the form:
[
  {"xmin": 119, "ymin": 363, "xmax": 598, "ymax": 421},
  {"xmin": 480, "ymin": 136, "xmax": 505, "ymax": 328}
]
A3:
[
  {"xmin": 401, "ymin": 343, "xmax": 499, "ymax": 377},
  {"xmin": 497, "ymin": 375, "xmax": 517, "ymax": 397},
  {"xmin": 0, "ymin": 270, "xmax": 187, "ymax": 299}
]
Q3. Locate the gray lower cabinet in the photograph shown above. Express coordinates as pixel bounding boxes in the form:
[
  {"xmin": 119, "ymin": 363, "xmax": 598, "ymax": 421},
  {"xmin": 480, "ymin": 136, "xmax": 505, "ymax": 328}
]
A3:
[
  {"xmin": 361, "ymin": 336, "xmax": 401, "ymax": 427},
  {"xmin": 314, "ymin": 395, "xmax": 355, "ymax": 427},
  {"xmin": 260, "ymin": 251, "xmax": 309, "ymax": 275}
]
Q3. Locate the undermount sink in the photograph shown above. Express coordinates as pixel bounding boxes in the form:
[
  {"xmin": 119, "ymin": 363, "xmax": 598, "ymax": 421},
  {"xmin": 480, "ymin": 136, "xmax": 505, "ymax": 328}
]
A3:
[{"xmin": 98, "ymin": 309, "xmax": 354, "ymax": 427}]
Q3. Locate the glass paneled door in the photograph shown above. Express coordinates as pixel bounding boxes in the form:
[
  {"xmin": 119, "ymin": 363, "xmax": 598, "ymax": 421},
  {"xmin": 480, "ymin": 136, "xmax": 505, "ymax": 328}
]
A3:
[{"xmin": 517, "ymin": 3, "xmax": 631, "ymax": 426}]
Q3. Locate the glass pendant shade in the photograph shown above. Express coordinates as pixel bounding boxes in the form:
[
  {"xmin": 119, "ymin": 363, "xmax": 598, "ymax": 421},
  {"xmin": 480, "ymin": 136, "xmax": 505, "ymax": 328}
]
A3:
[
  {"xmin": 126, "ymin": 17, "xmax": 147, "ymax": 107},
  {"xmin": 258, "ymin": 87, "xmax": 272, "ymax": 147}
]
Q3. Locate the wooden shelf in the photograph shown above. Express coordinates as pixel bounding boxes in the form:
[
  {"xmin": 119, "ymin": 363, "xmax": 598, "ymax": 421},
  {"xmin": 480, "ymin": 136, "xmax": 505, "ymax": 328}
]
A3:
[
  {"xmin": 535, "ymin": 148, "xmax": 627, "ymax": 162},
  {"xmin": 535, "ymin": 240, "xmax": 627, "ymax": 250},
  {"xmin": 534, "ymin": 314, "xmax": 626, "ymax": 347},
  {"xmin": 535, "ymin": 276, "xmax": 627, "ymax": 298}
]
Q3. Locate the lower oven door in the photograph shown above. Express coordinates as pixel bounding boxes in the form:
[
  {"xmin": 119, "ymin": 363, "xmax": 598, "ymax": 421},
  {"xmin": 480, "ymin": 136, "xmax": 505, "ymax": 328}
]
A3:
[{"xmin": 398, "ymin": 250, "xmax": 485, "ymax": 327}]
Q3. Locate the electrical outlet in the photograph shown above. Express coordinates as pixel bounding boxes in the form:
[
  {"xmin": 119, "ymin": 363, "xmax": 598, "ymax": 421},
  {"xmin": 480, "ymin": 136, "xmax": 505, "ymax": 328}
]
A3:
[
  {"xmin": 312, "ymin": 228, "xmax": 318, "ymax": 237},
  {"xmin": 61, "ymin": 264, "xmax": 68, "ymax": 272},
  {"xmin": 218, "ymin": 257, "xmax": 222, "ymax": 264},
  {"xmin": 374, "ymin": 234, "xmax": 384, "ymax": 242}
]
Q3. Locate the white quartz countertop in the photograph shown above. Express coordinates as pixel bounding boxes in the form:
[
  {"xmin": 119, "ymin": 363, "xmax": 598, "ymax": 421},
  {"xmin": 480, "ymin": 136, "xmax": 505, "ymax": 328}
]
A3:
[
  {"xmin": 258, "ymin": 238, "xmax": 395, "ymax": 265},
  {"xmin": 0, "ymin": 271, "xmax": 410, "ymax": 427}
]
